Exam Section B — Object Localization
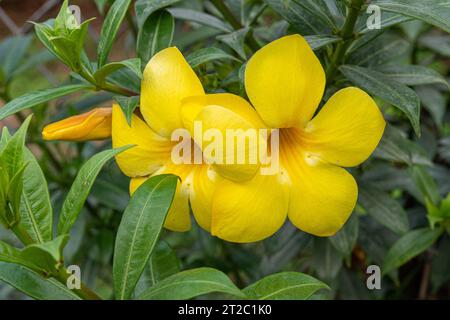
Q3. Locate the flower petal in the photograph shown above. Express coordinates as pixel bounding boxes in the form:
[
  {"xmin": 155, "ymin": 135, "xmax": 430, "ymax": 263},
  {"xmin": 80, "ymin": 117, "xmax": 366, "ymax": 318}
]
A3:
[
  {"xmin": 189, "ymin": 165, "xmax": 223, "ymax": 232},
  {"xmin": 181, "ymin": 94, "xmax": 267, "ymax": 182},
  {"xmin": 280, "ymin": 130, "xmax": 357, "ymax": 236},
  {"xmin": 129, "ymin": 162, "xmax": 194, "ymax": 232},
  {"xmin": 112, "ymin": 104, "xmax": 174, "ymax": 177},
  {"xmin": 304, "ymin": 87, "xmax": 386, "ymax": 167},
  {"xmin": 211, "ymin": 172, "xmax": 289, "ymax": 243},
  {"xmin": 140, "ymin": 47, "xmax": 204, "ymax": 137},
  {"xmin": 42, "ymin": 107, "xmax": 112, "ymax": 141},
  {"xmin": 245, "ymin": 34, "xmax": 325, "ymax": 128}
]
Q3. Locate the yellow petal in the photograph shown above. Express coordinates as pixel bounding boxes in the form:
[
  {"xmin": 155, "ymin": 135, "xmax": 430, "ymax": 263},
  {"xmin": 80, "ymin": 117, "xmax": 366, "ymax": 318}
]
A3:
[
  {"xmin": 304, "ymin": 87, "xmax": 386, "ymax": 167},
  {"xmin": 211, "ymin": 172, "xmax": 289, "ymax": 243},
  {"xmin": 280, "ymin": 129, "xmax": 357, "ymax": 236},
  {"xmin": 181, "ymin": 94, "xmax": 267, "ymax": 181},
  {"xmin": 112, "ymin": 104, "xmax": 174, "ymax": 177},
  {"xmin": 140, "ymin": 47, "xmax": 205, "ymax": 137},
  {"xmin": 130, "ymin": 162, "xmax": 194, "ymax": 232},
  {"xmin": 42, "ymin": 107, "xmax": 112, "ymax": 141},
  {"xmin": 189, "ymin": 165, "xmax": 223, "ymax": 232},
  {"xmin": 245, "ymin": 34, "xmax": 326, "ymax": 128}
]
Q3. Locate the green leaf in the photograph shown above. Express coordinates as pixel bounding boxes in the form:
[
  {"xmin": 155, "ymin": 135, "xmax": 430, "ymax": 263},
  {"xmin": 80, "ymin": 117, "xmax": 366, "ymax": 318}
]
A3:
[
  {"xmin": 340, "ymin": 65, "xmax": 421, "ymax": 136},
  {"xmin": 371, "ymin": 0, "xmax": 450, "ymax": 33},
  {"xmin": 416, "ymin": 86, "xmax": 447, "ymax": 128},
  {"xmin": 0, "ymin": 262, "xmax": 80, "ymax": 300},
  {"xmin": 135, "ymin": 0, "xmax": 182, "ymax": 26},
  {"xmin": 18, "ymin": 149, "xmax": 53, "ymax": 244},
  {"xmin": 358, "ymin": 12, "xmax": 411, "ymax": 34},
  {"xmin": 383, "ymin": 227, "xmax": 443, "ymax": 275},
  {"xmin": 168, "ymin": 8, "xmax": 232, "ymax": 33},
  {"xmin": 0, "ymin": 241, "xmax": 38, "ymax": 270},
  {"xmin": 304, "ymin": 35, "xmax": 341, "ymax": 50},
  {"xmin": 135, "ymin": 241, "xmax": 180, "ymax": 296},
  {"xmin": 419, "ymin": 35, "xmax": 450, "ymax": 57},
  {"xmin": 329, "ymin": 215, "xmax": 359, "ymax": 258},
  {"xmin": 187, "ymin": 47, "xmax": 241, "ymax": 68},
  {"xmin": 57, "ymin": 146, "xmax": 131, "ymax": 236},
  {"xmin": 217, "ymin": 28, "xmax": 250, "ymax": 60},
  {"xmin": 243, "ymin": 272, "xmax": 329, "ymax": 300},
  {"xmin": 113, "ymin": 174, "xmax": 178, "ymax": 300},
  {"xmin": 138, "ymin": 267, "xmax": 245, "ymax": 300},
  {"xmin": 0, "ymin": 35, "xmax": 32, "ymax": 81},
  {"xmin": 359, "ymin": 186, "xmax": 410, "ymax": 235},
  {"xmin": 0, "ymin": 116, "xmax": 31, "ymax": 179},
  {"xmin": 0, "ymin": 84, "xmax": 91, "ymax": 121},
  {"xmin": 409, "ymin": 165, "xmax": 441, "ymax": 206},
  {"xmin": 20, "ymin": 235, "xmax": 69, "ymax": 274},
  {"xmin": 380, "ymin": 65, "xmax": 449, "ymax": 88},
  {"xmin": 94, "ymin": 58, "xmax": 142, "ymax": 85},
  {"xmin": 97, "ymin": 0, "xmax": 132, "ymax": 67},
  {"xmin": 113, "ymin": 95, "xmax": 140, "ymax": 126},
  {"xmin": 137, "ymin": 10, "xmax": 174, "ymax": 65}
]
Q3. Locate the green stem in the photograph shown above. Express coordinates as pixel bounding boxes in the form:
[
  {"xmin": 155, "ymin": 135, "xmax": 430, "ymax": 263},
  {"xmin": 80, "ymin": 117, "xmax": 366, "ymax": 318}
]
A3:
[
  {"xmin": 210, "ymin": 0, "xmax": 260, "ymax": 52},
  {"xmin": 54, "ymin": 268, "xmax": 102, "ymax": 300},
  {"xmin": 325, "ymin": 0, "xmax": 364, "ymax": 85},
  {"xmin": 10, "ymin": 223, "xmax": 35, "ymax": 246}
]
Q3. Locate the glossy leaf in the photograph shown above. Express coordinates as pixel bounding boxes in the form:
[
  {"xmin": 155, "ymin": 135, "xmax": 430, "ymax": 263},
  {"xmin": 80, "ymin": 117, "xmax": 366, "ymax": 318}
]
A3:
[
  {"xmin": 97, "ymin": 0, "xmax": 132, "ymax": 67},
  {"xmin": 329, "ymin": 215, "xmax": 359, "ymax": 258},
  {"xmin": 168, "ymin": 8, "xmax": 232, "ymax": 32},
  {"xmin": 0, "ymin": 84, "xmax": 91, "ymax": 121},
  {"xmin": 217, "ymin": 28, "xmax": 250, "ymax": 59},
  {"xmin": 138, "ymin": 267, "xmax": 245, "ymax": 300},
  {"xmin": 383, "ymin": 227, "xmax": 443, "ymax": 275},
  {"xmin": 113, "ymin": 95, "xmax": 140, "ymax": 126},
  {"xmin": 340, "ymin": 65, "xmax": 421, "ymax": 136},
  {"xmin": 135, "ymin": 0, "xmax": 181, "ymax": 26},
  {"xmin": 380, "ymin": 65, "xmax": 449, "ymax": 88},
  {"xmin": 113, "ymin": 174, "xmax": 178, "ymax": 300},
  {"xmin": 243, "ymin": 272, "xmax": 329, "ymax": 300},
  {"xmin": 187, "ymin": 47, "xmax": 240, "ymax": 68},
  {"xmin": 94, "ymin": 58, "xmax": 142, "ymax": 85},
  {"xmin": 137, "ymin": 10, "xmax": 174, "ymax": 65},
  {"xmin": 57, "ymin": 146, "xmax": 131, "ymax": 236}
]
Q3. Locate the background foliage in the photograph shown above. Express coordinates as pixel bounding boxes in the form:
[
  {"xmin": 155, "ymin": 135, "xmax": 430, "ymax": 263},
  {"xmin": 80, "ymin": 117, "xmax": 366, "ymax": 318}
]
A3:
[{"xmin": 0, "ymin": 0, "xmax": 449, "ymax": 300}]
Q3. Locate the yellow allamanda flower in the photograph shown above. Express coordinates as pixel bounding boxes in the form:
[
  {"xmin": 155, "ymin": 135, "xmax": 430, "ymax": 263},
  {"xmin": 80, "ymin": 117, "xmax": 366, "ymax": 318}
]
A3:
[{"xmin": 42, "ymin": 34, "xmax": 385, "ymax": 243}]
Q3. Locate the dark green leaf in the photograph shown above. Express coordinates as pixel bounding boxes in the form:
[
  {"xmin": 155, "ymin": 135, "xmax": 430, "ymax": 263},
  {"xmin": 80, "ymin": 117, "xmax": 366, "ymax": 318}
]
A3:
[
  {"xmin": 409, "ymin": 165, "xmax": 441, "ymax": 206},
  {"xmin": 380, "ymin": 65, "xmax": 449, "ymax": 88},
  {"xmin": 137, "ymin": 10, "xmax": 174, "ymax": 65},
  {"xmin": 97, "ymin": 0, "xmax": 132, "ymax": 67},
  {"xmin": 94, "ymin": 58, "xmax": 142, "ymax": 85},
  {"xmin": 113, "ymin": 95, "xmax": 140, "ymax": 126},
  {"xmin": 138, "ymin": 267, "xmax": 245, "ymax": 300},
  {"xmin": 187, "ymin": 47, "xmax": 240, "ymax": 68},
  {"xmin": 305, "ymin": 35, "xmax": 341, "ymax": 50},
  {"xmin": 0, "ymin": 262, "xmax": 81, "ymax": 300},
  {"xmin": 113, "ymin": 174, "xmax": 178, "ymax": 300},
  {"xmin": 383, "ymin": 227, "xmax": 443, "ymax": 275},
  {"xmin": 0, "ymin": 84, "xmax": 91, "ymax": 121},
  {"xmin": 340, "ymin": 65, "xmax": 421, "ymax": 136},
  {"xmin": 168, "ymin": 8, "xmax": 232, "ymax": 32},
  {"xmin": 371, "ymin": 0, "xmax": 450, "ymax": 33},
  {"xmin": 243, "ymin": 272, "xmax": 329, "ymax": 300},
  {"xmin": 359, "ymin": 185, "xmax": 410, "ymax": 235},
  {"xmin": 57, "ymin": 146, "xmax": 131, "ymax": 236},
  {"xmin": 135, "ymin": 0, "xmax": 181, "ymax": 26},
  {"xmin": 329, "ymin": 215, "xmax": 359, "ymax": 258},
  {"xmin": 217, "ymin": 28, "xmax": 250, "ymax": 60}
]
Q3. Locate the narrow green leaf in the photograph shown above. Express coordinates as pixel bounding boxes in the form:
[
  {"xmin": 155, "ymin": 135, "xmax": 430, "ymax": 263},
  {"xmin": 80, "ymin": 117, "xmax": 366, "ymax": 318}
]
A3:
[
  {"xmin": 0, "ymin": 262, "xmax": 80, "ymax": 300},
  {"xmin": 383, "ymin": 228, "xmax": 443, "ymax": 275},
  {"xmin": 243, "ymin": 272, "xmax": 329, "ymax": 300},
  {"xmin": 409, "ymin": 165, "xmax": 441, "ymax": 206},
  {"xmin": 329, "ymin": 215, "xmax": 359, "ymax": 258},
  {"xmin": 0, "ymin": 84, "xmax": 91, "ymax": 121},
  {"xmin": 359, "ymin": 186, "xmax": 410, "ymax": 235},
  {"xmin": 57, "ymin": 146, "xmax": 131, "ymax": 236},
  {"xmin": 419, "ymin": 35, "xmax": 450, "ymax": 57},
  {"xmin": 137, "ymin": 10, "xmax": 174, "ymax": 65},
  {"xmin": 18, "ymin": 149, "xmax": 53, "ymax": 244},
  {"xmin": 113, "ymin": 95, "xmax": 140, "ymax": 126},
  {"xmin": 97, "ymin": 0, "xmax": 132, "ymax": 67},
  {"xmin": 135, "ymin": 0, "xmax": 182, "ymax": 26},
  {"xmin": 217, "ymin": 28, "xmax": 250, "ymax": 60},
  {"xmin": 305, "ymin": 35, "xmax": 341, "ymax": 50},
  {"xmin": 371, "ymin": 0, "xmax": 450, "ymax": 33},
  {"xmin": 138, "ymin": 267, "xmax": 245, "ymax": 300},
  {"xmin": 168, "ymin": 8, "xmax": 232, "ymax": 32},
  {"xmin": 187, "ymin": 47, "xmax": 240, "ymax": 68},
  {"xmin": 0, "ymin": 241, "xmax": 38, "ymax": 271},
  {"xmin": 94, "ymin": 58, "xmax": 142, "ymax": 85},
  {"xmin": 380, "ymin": 65, "xmax": 449, "ymax": 88},
  {"xmin": 416, "ymin": 86, "xmax": 447, "ymax": 128},
  {"xmin": 340, "ymin": 65, "xmax": 421, "ymax": 136},
  {"xmin": 113, "ymin": 174, "xmax": 178, "ymax": 300}
]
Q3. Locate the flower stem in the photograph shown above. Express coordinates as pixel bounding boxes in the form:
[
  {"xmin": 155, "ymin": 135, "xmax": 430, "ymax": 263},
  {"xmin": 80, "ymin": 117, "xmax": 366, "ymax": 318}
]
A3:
[
  {"xmin": 325, "ymin": 0, "xmax": 364, "ymax": 85},
  {"xmin": 54, "ymin": 268, "xmax": 102, "ymax": 300},
  {"xmin": 210, "ymin": 0, "xmax": 260, "ymax": 52}
]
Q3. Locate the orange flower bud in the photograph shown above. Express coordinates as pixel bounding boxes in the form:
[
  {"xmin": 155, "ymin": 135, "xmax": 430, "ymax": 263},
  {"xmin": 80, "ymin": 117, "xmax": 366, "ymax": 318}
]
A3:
[{"xmin": 42, "ymin": 107, "xmax": 112, "ymax": 141}]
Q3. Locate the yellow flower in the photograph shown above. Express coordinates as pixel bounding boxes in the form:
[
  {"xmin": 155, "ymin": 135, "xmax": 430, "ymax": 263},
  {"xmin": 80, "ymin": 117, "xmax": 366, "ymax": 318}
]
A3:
[
  {"xmin": 42, "ymin": 34, "xmax": 386, "ymax": 243},
  {"xmin": 42, "ymin": 107, "xmax": 112, "ymax": 141}
]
